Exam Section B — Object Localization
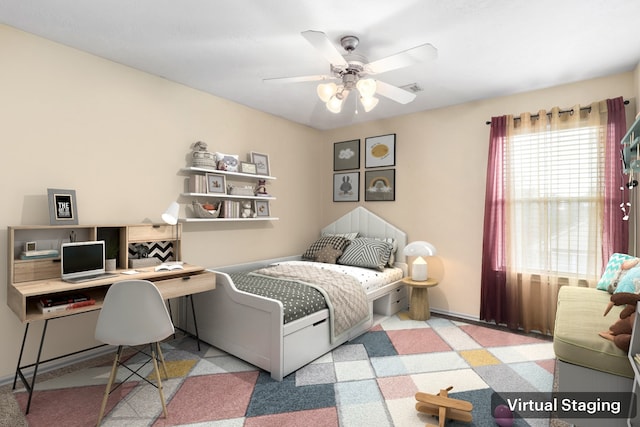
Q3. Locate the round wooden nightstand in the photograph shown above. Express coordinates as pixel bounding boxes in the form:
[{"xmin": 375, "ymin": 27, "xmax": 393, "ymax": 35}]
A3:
[{"xmin": 402, "ymin": 277, "xmax": 439, "ymax": 320}]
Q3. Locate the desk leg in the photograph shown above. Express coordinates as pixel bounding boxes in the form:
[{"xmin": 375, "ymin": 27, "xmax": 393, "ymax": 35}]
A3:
[
  {"xmin": 14, "ymin": 320, "xmax": 49, "ymax": 414},
  {"xmin": 167, "ymin": 296, "xmax": 201, "ymax": 351},
  {"xmin": 409, "ymin": 288, "xmax": 431, "ymax": 321},
  {"xmin": 13, "ymin": 323, "xmax": 30, "ymax": 390}
]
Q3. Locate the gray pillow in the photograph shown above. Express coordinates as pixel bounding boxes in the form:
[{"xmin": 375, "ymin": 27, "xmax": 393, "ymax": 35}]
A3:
[{"xmin": 337, "ymin": 237, "xmax": 393, "ymax": 271}]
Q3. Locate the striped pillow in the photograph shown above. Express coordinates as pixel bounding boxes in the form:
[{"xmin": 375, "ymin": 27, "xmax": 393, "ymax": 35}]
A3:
[{"xmin": 337, "ymin": 237, "xmax": 393, "ymax": 271}]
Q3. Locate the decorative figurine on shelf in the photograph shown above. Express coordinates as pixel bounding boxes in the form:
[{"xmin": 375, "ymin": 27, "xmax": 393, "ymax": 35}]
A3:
[
  {"xmin": 241, "ymin": 200, "xmax": 256, "ymax": 218},
  {"xmin": 191, "ymin": 141, "xmax": 216, "ymax": 169},
  {"xmin": 255, "ymin": 179, "xmax": 269, "ymax": 196}
]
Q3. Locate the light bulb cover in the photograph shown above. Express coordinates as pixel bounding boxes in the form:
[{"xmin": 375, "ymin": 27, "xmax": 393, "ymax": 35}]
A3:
[
  {"xmin": 360, "ymin": 96, "xmax": 379, "ymax": 112},
  {"xmin": 317, "ymin": 82, "xmax": 337, "ymax": 103},
  {"xmin": 326, "ymin": 94, "xmax": 344, "ymax": 114},
  {"xmin": 161, "ymin": 202, "xmax": 180, "ymax": 225},
  {"xmin": 356, "ymin": 78, "xmax": 377, "ymax": 98}
]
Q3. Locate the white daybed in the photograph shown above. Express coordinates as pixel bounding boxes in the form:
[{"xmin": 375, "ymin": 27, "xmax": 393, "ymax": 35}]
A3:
[{"xmin": 192, "ymin": 207, "xmax": 408, "ymax": 381}]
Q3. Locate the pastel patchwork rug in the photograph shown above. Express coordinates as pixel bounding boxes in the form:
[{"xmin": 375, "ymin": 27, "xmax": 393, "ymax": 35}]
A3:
[{"xmin": 12, "ymin": 314, "xmax": 556, "ymax": 426}]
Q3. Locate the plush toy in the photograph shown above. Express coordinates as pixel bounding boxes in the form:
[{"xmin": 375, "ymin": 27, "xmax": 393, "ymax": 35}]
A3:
[{"xmin": 599, "ymin": 292, "xmax": 640, "ymax": 353}]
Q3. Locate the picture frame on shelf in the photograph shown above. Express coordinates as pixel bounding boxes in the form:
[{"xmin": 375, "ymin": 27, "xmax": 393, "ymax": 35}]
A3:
[
  {"xmin": 364, "ymin": 169, "xmax": 395, "ymax": 201},
  {"xmin": 365, "ymin": 133, "xmax": 396, "ymax": 168},
  {"xmin": 255, "ymin": 200, "xmax": 270, "ymax": 217},
  {"xmin": 333, "ymin": 172, "xmax": 359, "ymax": 202},
  {"xmin": 239, "ymin": 161, "xmax": 258, "ymax": 174},
  {"xmin": 249, "ymin": 152, "xmax": 270, "ymax": 176},
  {"xmin": 206, "ymin": 173, "xmax": 227, "ymax": 194},
  {"xmin": 47, "ymin": 188, "xmax": 78, "ymax": 225},
  {"xmin": 334, "ymin": 139, "xmax": 360, "ymax": 171}
]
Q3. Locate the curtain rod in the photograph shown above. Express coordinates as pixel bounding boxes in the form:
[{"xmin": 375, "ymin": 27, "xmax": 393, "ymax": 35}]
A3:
[{"xmin": 484, "ymin": 99, "xmax": 629, "ymax": 125}]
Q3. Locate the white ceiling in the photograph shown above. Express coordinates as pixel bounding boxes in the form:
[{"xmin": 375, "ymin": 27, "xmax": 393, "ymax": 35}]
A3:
[{"xmin": 2, "ymin": 0, "xmax": 640, "ymax": 130}]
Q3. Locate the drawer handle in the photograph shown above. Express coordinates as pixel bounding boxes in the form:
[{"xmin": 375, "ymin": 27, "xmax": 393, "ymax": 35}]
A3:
[
  {"xmin": 182, "ymin": 276, "xmax": 191, "ymax": 281},
  {"xmin": 313, "ymin": 319, "xmax": 327, "ymax": 327}
]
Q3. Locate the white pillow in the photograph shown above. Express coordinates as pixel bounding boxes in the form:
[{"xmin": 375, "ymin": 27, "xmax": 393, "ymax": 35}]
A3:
[{"xmin": 215, "ymin": 152, "xmax": 239, "ymax": 172}]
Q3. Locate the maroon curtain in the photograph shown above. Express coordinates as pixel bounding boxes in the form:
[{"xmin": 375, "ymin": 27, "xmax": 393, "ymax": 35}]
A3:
[
  {"xmin": 480, "ymin": 116, "xmax": 509, "ymax": 325},
  {"xmin": 602, "ymin": 96, "xmax": 629, "ymax": 268}
]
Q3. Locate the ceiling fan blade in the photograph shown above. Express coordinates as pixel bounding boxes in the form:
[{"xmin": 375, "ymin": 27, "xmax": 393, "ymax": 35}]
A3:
[
  {"xmin": 263, "ymin": 74, "xmax": 333, "ymax": 84},
  {"xmin": 375, "ymin": 80, "xmax": 416, "ymax": 104},
  {"xmin": 301, "ymin": 30, "xmax": 349, "ymax": 68},
  {"xmin": 366, "ymin": 43, "xmax": 437, "ymax": 75}
]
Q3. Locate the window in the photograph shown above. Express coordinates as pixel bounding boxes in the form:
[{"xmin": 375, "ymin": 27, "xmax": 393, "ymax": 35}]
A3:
[{"xmin": 507, "ymin": 125, "xmax": 603, "ymax": 277}]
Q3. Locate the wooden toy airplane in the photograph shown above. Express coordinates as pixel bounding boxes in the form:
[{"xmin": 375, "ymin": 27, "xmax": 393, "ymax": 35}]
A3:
[{"xmin": 415, "ymin": 386, "xmax": 473, "ymax": 427}]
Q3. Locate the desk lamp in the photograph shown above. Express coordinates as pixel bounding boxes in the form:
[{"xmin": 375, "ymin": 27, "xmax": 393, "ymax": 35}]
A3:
[
  {"xmin": 161, "ymin": 202, "xmax": 180, "ymax": 225},
  {"xmin": 403, "ymin": 241, "xmax": 436, "ymax": 281}
]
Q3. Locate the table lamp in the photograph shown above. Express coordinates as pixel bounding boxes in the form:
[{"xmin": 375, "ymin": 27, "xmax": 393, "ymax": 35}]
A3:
[{"xmin": 403, "ymin": 241, "xmax": 436, "ymax": 281}]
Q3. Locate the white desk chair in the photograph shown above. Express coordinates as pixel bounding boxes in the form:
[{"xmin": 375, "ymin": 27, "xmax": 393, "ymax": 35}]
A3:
[{"xmin": 94, "ymin": 279, "xmax": 175, "ymax": 426}]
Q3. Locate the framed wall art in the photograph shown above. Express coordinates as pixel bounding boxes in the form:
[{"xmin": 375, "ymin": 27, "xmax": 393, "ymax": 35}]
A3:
[
  {"xmin": 255, "ymin": 200, "xmax": 270, "ymax": 217},
  {"xmin": 365, "ymin": 133, "xmax": 396, "ymax": 168},
  {"xmin": 239, "ymin": 161, "xmax": 257, "ymax": 174},
  {"xmin": 47, "ymin": 188, "xmax": 78, "ymax": 225},
  {"xmin": 364, "ymin": 169, "xmax": 395, "ymax": 201},
  {"xmin": 249, "ymin": 152, "xmax": 270, "ymax": 176},
  {"xmin": 333, "ymin": 139, "xmax": 360, "ymax": 171},
  {"xmin": 333, "ymin": 172, "xmax": 359, "ymax": 202},
  {"xmin": 206, "ymin": 173, "xmax": 227, "ymax": 194}
]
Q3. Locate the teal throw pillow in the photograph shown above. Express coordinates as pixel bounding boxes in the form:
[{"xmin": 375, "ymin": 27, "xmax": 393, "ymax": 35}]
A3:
[
  {"xmin": 614, "ymin": 265, "xmax": 640, "ymax": 293},
  {"xmin": 597, "ymin": 253, "xmax": 636, "ymax": 291}
]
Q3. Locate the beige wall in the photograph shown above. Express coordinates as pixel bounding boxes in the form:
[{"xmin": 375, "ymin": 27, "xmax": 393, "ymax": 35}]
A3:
[
  {"xmin": 0, "ymin": 25, "xmax": 323, "ymax": 381},
  {"xmin": 322, "ymin": 72, "xmax": 637, "ymax": 319},
  {"xmin": 0, "ymin": 23, "xmax": 637, "ymax": 381}
]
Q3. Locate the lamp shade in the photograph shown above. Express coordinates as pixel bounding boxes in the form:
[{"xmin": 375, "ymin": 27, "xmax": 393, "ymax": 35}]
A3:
[
  {"xmin": 403, "ymin": 241, "xmax": 436, "ymax": 257},
  {"xmin": 161, "ymin": 202, "xmax": 180, "ymax": 225},
  {"xmin": 403, "ymin": 241, "xmax": 436, "ymax": 281}
]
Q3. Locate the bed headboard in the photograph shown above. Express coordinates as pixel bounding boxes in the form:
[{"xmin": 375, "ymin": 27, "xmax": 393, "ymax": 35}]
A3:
[{"xmin": 321, "ymin": 207, "xmax": 407, "ymax": 264}]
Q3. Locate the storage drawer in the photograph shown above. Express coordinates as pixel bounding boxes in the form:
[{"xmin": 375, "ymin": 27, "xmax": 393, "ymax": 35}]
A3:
[
  {"xmin": 127, "ymin": 224, "xmax": 177, "ymax": 242},
  {"xmin": 373, "ymin": 290, "xmax": 408, "ymax": 316},
  {"xmin": 14, "ymin": 259, "xmax": 60, "ymax": 283},
  {"xmin": 153, "ymin": 270, "xmax": 216, "ymax": 300}
]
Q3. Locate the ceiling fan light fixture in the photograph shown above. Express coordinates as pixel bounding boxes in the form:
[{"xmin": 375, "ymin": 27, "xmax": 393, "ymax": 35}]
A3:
[
  {"xmin": 326, "ymin": 95, "xmax": 343, "ymax": 113},
  {"xmin": 356, "ymin": 78, "xmax": 377, "ymax": 98},
  {"xmin": 360, "ymin": 96, "xmax": 379, "ymax": 112},
  {"xmin": 317, "ymin": 82, "xmax": 337, "ymax": 103}
]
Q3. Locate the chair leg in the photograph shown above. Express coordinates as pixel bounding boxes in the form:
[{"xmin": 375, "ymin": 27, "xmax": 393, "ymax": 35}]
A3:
[
  {"xmin": 151, "ymin": 343, "xmax": 168, "ymax": 418},
  {"xmin": 156, "ymin": 342, "xmax": 169, "ymax": 379},
  {"xmin": 97, "ymin": 346, "xmax": 123, "ymax": 426}
]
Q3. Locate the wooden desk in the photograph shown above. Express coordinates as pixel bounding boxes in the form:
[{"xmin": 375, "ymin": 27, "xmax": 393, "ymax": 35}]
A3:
[
  {"xmin": 402, "ymin": 277, "xmax": 439, "ymax": 320},
  {"xmin": 10, "ymin": 265, "xmax": 215, "ymax": 414}
]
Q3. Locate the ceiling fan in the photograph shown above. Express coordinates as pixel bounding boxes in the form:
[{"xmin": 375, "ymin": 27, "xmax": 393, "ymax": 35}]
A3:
[{"xmin": 264, "ymin": 30, "xmax": 437, "ymax": 114}]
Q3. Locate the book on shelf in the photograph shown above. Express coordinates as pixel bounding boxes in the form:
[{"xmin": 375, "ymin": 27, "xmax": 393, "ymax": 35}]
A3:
[
  {"xmin": 39, "ymin": 293, "xmax": 90, "ymax": 308},
  {"xmin": 38, "ymin": 298, "xmax": 96, "ymax": 313}
]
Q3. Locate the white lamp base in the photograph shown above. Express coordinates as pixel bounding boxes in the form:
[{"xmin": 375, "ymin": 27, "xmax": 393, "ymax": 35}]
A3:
[{"xmin": 411, "ymin": 257, "xmax": 428, "ymax": 281}]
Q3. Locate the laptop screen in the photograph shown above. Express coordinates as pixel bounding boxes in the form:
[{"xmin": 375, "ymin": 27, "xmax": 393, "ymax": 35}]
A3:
[{"xmin": 61, "ymin": 241, "xmax": 106, "ymax": 281}]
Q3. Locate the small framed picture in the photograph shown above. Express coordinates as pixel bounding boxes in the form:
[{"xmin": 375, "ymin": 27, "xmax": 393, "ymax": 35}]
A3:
[
  {"xmin": 239, "ymin": 161, "xmax": 258, "ymax": 174},
  {"xmin": 47, "ymin": 188, "xmax": 78, "ymax": 225},
  {"xmin": 365, "ymin": 134, "xmax": 396, "ymax": 168},
  {"xmin": 206, "ymin": 173, "xmax": 227, "ymax": 194},
  {"xmin": 255, "ymin": 200, "xmax": 270, "ymax": 217},
  {"xmin": 365, "ymin": 169, "xmax": 395, "ymax": 201},
  {"xmin": 249, "ymin": 152, "xmax": 270, "ymax": 176},
  {"xmin": 333, "ymin": 172, "xmax": 359, "ymax": 202},
  {"xmin": 334, "ymin": 139, "xmax": 360, "ymax": 171}
]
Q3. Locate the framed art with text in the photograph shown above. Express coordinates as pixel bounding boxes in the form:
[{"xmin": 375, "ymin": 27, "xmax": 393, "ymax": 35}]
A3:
[
  {"xmin": 47, "ymin": 188, "xmax": 78, "ymax": 225},
  {"xmin": 364, "ymin": 169, "xmax": 395, "ymax": 201},
  {"xmin": 333, "ymin": 172, "xmax": 359, "ymax": 202},
  {"xmin": 333, "ymin": 139, "xmax": 360, "ymax": 171},
  {"xmin": 365, "ymin": 133, "xmax": 396, "ymax": 168}
]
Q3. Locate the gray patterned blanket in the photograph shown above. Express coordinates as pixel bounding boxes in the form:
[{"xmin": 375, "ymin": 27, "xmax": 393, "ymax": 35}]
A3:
[{"xmin": 251, "ymin": 263, "xmax": 371, "ymax": 343}]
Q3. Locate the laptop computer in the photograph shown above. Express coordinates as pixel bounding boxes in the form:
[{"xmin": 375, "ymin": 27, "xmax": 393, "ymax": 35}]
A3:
[{"xmin": 61, "ymin": 240, "xmax": 117, "ymax": 283}]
